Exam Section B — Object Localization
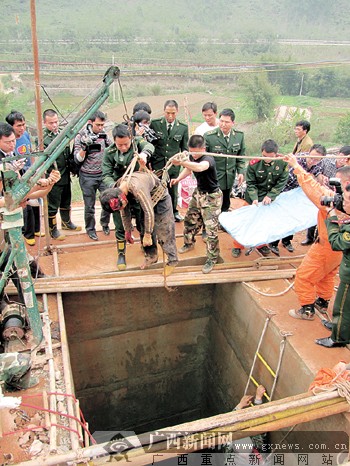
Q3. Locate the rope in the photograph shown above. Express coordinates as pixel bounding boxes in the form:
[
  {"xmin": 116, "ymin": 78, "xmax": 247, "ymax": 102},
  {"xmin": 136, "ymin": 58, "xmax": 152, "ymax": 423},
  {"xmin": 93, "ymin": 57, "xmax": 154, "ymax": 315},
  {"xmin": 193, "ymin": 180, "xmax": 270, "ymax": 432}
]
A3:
[
  {"xmin": 312, "ymin": 369, "xmax": 350, "ymax": 405},
  {"xmin": 118, "ymin": 75, "xmax": 139, "ymax": 159},
  {"xmin": 116, "ymin": 74, "xmax": 150, "ymax": 190},
  {"xmin": 119, "ymin": 152, "xmax": 140, "ymax": 185},
  {"xmin": 192, "ymin": 151, "xmax": 348, "ymax": 161},
  {"xmin": 40, "ymin": 77, "xmax": 103, "ymax": 128},
  {"xmin": 265, "ymin": 425, "xmax": 296, "ymax": 464},
  {"xmin": 243, "ymin": 280, "xmax": 294, "ymax": 297},
  {"xmin": 19, "ymin": 401, "xmax": 96, "ymax": 444},
  {"xmin": 270, "ymin": 334, "xmax": 290, "ymax": 400},
  {"xmin": 183, "ymin": 95, "xmax": 193, "ymax": 135},
  {"xmin": 244, "ymin": 313, "xmax": 274, "ymax": 396},
  {"xmin": 40, "ymin": 85, "xmax": 69, "ymax": 124},
  {"xmin": 122, "ymin": 151, "xmax": 189, "ymax": 207},
  {"xmin": 160, "ymin": 151, "xmax": 189, "ymax": 179}
]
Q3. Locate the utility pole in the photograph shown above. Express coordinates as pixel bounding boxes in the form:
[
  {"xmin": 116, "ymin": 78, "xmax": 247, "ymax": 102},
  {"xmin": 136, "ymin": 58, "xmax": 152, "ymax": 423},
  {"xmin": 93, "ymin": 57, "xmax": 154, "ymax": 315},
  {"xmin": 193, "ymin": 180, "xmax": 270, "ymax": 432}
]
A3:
[
  {"xmin": 30, "ymin": 0, "xmax": 51, "ymax": 249},
  {"xmin": 30, "ymin": 0, "xmax": 43, "ymax": 149},
  {"xmin": 299, "ymin": 73, "xmax": 304, "ymax": 96},
  {"xmin": 112, "ymin": 55, "xmax": 116, "ymax": 102}
]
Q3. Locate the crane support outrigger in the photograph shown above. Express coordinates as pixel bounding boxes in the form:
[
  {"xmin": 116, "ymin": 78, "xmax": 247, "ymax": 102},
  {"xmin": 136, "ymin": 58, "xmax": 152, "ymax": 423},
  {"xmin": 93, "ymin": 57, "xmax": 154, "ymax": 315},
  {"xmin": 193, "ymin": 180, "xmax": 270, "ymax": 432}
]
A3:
[{"xmin": 0, "ymin": 66, "xmax": 120, "ymax": 344}]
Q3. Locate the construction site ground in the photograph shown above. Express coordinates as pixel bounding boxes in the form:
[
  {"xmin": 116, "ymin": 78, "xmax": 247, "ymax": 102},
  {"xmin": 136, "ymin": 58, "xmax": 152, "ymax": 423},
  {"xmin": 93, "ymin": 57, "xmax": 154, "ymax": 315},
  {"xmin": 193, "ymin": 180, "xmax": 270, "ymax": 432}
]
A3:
[{"xmin": 1, "ymin": 197, "xmax": 349, "ymax": 464}]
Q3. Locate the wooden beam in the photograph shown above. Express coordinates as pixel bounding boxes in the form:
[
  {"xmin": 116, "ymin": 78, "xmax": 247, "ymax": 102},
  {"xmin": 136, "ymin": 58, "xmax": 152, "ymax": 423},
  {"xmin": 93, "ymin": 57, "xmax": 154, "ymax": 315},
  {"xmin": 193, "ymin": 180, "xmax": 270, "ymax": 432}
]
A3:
[{"xmin": 6, "ymin": 268, "xmax": 296, "ymax": 294}]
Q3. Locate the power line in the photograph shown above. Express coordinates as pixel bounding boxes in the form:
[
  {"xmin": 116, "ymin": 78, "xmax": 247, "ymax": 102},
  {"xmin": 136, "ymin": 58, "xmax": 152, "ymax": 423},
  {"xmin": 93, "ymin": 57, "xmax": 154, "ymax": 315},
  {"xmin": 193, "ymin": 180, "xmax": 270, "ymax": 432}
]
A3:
[{"xmin": 0, "ymin": 58, "xmax": 349, "ymax": 71}]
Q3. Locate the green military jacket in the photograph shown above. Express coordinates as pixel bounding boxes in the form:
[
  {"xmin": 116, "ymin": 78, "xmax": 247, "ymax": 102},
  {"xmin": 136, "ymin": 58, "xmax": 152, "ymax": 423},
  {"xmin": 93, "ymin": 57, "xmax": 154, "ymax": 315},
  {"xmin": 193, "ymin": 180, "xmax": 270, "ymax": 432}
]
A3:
[
  {"xmin": 102, "ymin": 136, "xmax": 154, "ymax": 188},
  {"xmin": 245, "ymin": 158, "xmax": 289, "ymax": 204},
  {"xmin": 42, "ymin": 127, "xmax": 71, "ymax": 186},
  {"xmin": 326, "ymin": 216, "xmax": 350, "ymax": 283},
  {"xmin": 149, "ymin": 117, "xmax": 188, "ymax": 177},
  {"xmin": 204, "ymin": 127, "xmax": 246, "ymax": 191}
]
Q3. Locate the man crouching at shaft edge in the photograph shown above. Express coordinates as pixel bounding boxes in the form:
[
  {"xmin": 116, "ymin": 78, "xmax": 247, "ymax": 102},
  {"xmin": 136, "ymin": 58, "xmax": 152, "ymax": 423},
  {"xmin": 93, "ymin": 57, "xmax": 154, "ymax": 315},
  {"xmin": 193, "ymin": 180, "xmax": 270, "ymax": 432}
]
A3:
[{"xmin": 100, "ymin": 171, "xmax": 178, "ymax": 276}]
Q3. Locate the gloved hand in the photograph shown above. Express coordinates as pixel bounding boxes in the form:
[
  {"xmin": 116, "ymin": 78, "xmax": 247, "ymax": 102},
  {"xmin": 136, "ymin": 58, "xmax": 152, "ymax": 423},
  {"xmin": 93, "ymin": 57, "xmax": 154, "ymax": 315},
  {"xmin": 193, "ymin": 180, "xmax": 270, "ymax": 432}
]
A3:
[
  {"xmin": 125, "ymin": 231, "xmax": 134, "ymax": 244},
  {"xmin": 142, "ymin": 233, "xmax": 152, "ymax": 247},
  {"xmin": 80, "ymin": 133, "xmax": 93, "ymax": 149},
  {"xmin": 138, "ymin": 152, "xmax": 148, "ymax": 169},
  {"xmin": 139, "ymin": 151, "xmax": 149, "ymax": 162}
]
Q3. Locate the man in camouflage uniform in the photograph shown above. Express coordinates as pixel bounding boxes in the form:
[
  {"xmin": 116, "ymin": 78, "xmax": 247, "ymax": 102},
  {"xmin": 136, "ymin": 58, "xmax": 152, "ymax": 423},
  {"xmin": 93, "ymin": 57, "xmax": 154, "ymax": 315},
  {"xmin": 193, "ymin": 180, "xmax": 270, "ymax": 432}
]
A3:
[
  {"xmin": 232, "ymin": 139, "xmax": 289, "ymax": 257},
  {"xmin": 150, "ymin": 99, "xmax": 188, "ymax": 221},
  {"xmin": 0, "ymin": 352, "xmax": 38, "ymax": 391},
  {"xmin": 42, "ymin": 109, "xmax": 81, "ymax": 240},
  {"xmin": 100, "ymin": 171, "xmax": 177, "ymax": 274},
  {"xmin": 204, "ymin": 108, "xmax": 246, "ymax": 212},
  {"xmin": 102, "ymin": 124, "xmax": 154, "ymax": 270},
  {"xmin": 171, "ymin": 135, "xmax": 222, "ymax": 274}
]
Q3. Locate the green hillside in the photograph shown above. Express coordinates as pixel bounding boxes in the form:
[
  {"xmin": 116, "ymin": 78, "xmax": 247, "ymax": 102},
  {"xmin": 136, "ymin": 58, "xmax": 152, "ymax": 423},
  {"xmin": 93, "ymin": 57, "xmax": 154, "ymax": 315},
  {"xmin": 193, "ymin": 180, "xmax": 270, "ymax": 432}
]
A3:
[
  {"xmin": 1, "ymin": 0, "xmax": 350, "ymax": 65},
  {"xmin": 4, "ymin": 0, "xmax": 349, "ymax": 40}
]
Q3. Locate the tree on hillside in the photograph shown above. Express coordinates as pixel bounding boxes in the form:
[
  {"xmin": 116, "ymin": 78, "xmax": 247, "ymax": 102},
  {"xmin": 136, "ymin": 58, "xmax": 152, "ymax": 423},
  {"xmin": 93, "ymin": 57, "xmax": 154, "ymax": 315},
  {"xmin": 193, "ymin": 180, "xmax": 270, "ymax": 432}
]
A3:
[
  {"xmin": 305, "ymin": 69, "xmax": 337, "ymax": 98},
  {"xmin": 0, "ymin": 92, "xmax": 9, "ymax": 121},
  {"xmin": 335, "ymin": 113, "xmax": 350, "ymax": 145},
  {"xmin": 239, "ymin": 72, "xmax": 278, "ymax": 120},
  {"xmin": 268, "ymin": 66, "xmax": 303, "ymax": 95}
]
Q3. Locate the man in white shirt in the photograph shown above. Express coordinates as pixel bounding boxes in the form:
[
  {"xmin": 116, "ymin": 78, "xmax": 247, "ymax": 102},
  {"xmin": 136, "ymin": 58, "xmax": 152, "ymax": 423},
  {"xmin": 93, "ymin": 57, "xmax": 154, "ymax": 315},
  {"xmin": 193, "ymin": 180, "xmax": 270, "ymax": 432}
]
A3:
[{"xmin": 194, "ymin": 102, "xmax": 219, "ymax": 136}]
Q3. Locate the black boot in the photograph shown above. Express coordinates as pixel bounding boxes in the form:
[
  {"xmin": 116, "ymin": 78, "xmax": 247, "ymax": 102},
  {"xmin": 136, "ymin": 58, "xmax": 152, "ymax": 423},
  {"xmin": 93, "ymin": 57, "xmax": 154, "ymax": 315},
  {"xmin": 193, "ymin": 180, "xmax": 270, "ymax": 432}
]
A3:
[
  {"xmin": 315, "ymin": 297, "xmax": 329, "ymax": 314},
  {"xmin": 49, "ymin": 216, "xmax": 66, "ymax": 240},
  {"xmin": 117, "ymin": 240, "xmax": 126, "ymax": 271},
  {"xmin": 60, "ymin": 208, "xmax": 82, "ymax": 231}
]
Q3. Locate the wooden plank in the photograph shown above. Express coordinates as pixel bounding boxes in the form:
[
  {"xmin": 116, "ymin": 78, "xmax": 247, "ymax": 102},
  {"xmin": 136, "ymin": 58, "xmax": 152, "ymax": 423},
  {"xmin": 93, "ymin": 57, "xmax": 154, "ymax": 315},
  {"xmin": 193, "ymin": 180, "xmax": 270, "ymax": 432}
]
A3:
[{"xmin": 6, "ymin": 268, "xmax": 296, "ymax": 294}]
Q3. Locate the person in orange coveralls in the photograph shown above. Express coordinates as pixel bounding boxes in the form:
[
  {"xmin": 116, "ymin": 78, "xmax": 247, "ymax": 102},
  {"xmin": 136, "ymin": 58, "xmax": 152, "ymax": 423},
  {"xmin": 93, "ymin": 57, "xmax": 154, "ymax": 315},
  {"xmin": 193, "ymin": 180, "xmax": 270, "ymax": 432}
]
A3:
[
  {"xmin": 309, "ymin": 361, "xmax": 350, "ymax": 391},
  {"xmin": 284, "ymin": 153, "xmax": 342, "ymax": 320}
]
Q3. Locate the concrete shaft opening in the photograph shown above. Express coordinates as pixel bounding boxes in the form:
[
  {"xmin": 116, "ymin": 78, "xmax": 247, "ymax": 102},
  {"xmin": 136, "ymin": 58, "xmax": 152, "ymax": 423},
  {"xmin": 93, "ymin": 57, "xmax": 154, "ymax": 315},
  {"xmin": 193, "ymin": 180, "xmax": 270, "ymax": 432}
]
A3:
[{"xmin": 63, "ymin": 283, "xmax": 348, "ymax": 437}]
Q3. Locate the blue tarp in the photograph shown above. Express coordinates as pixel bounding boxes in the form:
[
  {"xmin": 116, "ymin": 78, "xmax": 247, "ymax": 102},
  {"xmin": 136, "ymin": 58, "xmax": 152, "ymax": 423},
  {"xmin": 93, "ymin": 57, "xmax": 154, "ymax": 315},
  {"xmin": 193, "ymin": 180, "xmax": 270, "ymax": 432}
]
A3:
[{"xmin": 219, "ymin": 187, "xmax": 318, "ymax": 247}]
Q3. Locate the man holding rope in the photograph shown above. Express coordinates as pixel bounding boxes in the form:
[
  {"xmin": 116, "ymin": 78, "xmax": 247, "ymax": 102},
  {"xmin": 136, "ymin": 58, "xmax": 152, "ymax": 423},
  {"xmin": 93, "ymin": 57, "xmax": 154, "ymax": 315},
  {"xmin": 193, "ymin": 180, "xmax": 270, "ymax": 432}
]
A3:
[
  {"xmin": 100, "ymin": 171, "xmax": 178, "ymax": 275},
  {"xmin": 171, "ymin": 135, "xmax": 222, "ymax": 274},
  {"xmin": 102, "ymin": 124, "xmax": 154, "ymax": 270},
  {"xmin": 284, "ymin": 153, "xmax": 342, "ymax": 322}
]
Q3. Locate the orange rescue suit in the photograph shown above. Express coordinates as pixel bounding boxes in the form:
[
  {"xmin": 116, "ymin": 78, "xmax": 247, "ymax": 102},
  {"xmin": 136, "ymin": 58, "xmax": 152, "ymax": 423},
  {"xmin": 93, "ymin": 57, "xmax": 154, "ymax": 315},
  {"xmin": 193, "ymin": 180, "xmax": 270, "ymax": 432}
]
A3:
[{"xmin": 293, "ymin": 165, "xmax": 342, "ymax": 306}]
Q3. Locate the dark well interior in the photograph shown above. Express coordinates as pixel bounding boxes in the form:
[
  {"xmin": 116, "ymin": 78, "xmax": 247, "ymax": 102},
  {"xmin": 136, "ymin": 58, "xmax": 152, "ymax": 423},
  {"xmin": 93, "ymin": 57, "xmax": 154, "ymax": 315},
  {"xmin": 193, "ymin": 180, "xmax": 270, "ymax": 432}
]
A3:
[{"xmin": 63, "ymin": 283, "xmax": 346, "ymax": 435}]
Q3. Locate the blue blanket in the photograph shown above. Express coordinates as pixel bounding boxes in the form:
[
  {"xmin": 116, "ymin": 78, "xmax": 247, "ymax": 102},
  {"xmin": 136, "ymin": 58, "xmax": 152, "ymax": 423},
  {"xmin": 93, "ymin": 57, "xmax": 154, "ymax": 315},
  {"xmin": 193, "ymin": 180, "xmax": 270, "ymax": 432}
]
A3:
[{"xmin": 219, "ymin": 187, "xmax": 318, "ymax": 247}]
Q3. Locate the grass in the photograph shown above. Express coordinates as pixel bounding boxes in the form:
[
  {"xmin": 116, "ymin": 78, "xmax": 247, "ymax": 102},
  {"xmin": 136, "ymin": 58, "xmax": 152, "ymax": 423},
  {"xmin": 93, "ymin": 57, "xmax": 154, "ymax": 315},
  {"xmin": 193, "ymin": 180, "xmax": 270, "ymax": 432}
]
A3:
[
  {"xmin": 71, "ymin": 176, "xmax": 83, "ymax": 203},
  {"xmin": 276, "ymin": 95, "xmax": 321, "ymax": 108}
]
